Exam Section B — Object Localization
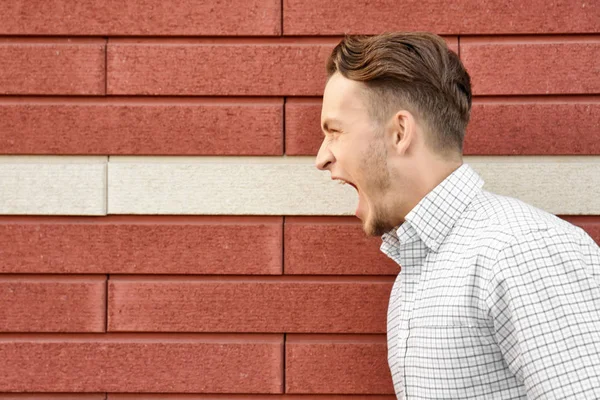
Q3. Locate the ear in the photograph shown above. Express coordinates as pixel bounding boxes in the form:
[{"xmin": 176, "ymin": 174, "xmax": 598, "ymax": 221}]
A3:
[{"xmin": 387, "ymin": 110, "xmax": 415, "ymax": 156}]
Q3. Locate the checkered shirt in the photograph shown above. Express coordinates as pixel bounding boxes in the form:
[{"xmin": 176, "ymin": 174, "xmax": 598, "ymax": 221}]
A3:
[{"xmin": 381, "ymin": 163, "xmax": 600, "ymax": 399}]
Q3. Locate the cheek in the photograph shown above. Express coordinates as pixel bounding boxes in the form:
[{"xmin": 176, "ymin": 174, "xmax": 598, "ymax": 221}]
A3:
[{"xmin": 362, "ymin": 162, "xmax": 390, "ymax": 196}]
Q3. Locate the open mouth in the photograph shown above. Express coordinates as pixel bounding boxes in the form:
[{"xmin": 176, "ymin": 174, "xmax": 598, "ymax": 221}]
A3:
[
  {"xmin": 333, "ymin": 177, "xmax": 358, "ymax": 192},
  {"xmin": 334, "ymin": 177, "xmax": 362, "ymax": 217}
]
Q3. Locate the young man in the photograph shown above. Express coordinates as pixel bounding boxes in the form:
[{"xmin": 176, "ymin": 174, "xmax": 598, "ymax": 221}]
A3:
[{"xmin": 316, "ymin": 32, "xmax": 600, "ymax": 399}]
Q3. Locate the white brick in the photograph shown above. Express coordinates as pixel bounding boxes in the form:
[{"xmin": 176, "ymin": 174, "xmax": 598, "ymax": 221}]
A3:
[{"xmin": 0, "ymin": 156, "xmax": 107, "ymax": 215}]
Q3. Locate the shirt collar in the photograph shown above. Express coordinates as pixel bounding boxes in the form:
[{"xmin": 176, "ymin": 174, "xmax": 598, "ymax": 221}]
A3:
[{"xmin": 383, "ymin": 163, "xmax": 484, "ymax": 253}]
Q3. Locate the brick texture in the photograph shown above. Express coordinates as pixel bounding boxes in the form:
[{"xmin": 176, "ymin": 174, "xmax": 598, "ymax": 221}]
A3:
[
  {"xmin": 285, "ymin": 217, "xmax": 399, "ymax": 275},
  {"xmin": 0, "ymin": 334, "xmax": 283, "ymax": 393},
  {"xmin": 466, "ymin": 99, "xmax": 600, "ymax": 155},
  {"xmin": 283, "ymin": 0, "xmax": 600, "ymax": 35},
  {"xmin": 461, "ymin": 38, "xmax": 600, "ymax": 95},
  {"xmin": 0, "ymin": 39, "xmax": 105, "ymax": 95},
  {"xmin": 284, "ymin": 99, "xmax": 323, "ymax": 156},
  {"xmin": 286, "ymin": 335, "xmax": 394, "ymax": 394},
  {"xmin": 285, "ymin": 98, "xmax": 600, "ymax": 155},
  {"xmin": 0, "ymin": 275, "xmax": 105, "ymax": 333},
  {"xmin": 0, "ymin": 395, "xmax": 106, "ymax": 400},
  {"xmin": 107, "ymin": 40, "xmax": 337, "ymax": 96},
  {"xmin": 0, "ymin": 217, "xmax": 281, "ymax": 274},
  {"xmin": 109, "ymin": 396, "xmax": 397, "ymax": 399},
  {"xmin": 0, "ymin": 98, "xmax": 283, "ymax": 155},
  {"xmin": 108, "ymin": 277, "xmax": 392, "ymax": 333},
  {"xmin": 0, "ymin": 0, "xmax": 280, "ymax": 36}
]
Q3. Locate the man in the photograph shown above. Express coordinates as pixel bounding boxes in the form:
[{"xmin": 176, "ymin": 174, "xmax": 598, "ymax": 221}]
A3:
[{"xmin": 316, "ymin": 32, "xmax": 600, "ymax": 399}]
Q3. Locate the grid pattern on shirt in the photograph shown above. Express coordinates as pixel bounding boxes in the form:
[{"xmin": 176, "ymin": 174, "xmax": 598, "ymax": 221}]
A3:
[{"xmin": 381, "ymin": 163, "xmax": 600, "ymax": 400}]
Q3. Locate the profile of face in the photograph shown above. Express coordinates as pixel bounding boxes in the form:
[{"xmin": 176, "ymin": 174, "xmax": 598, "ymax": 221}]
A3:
[{"xmin": 316, "ymin": 73, "xmax": 399, "ymax": 237}]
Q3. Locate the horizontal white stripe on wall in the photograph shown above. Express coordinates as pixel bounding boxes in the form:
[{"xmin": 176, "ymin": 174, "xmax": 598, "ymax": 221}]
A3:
[
  {"xmin": 0, "ymin": 156, "xmax": 107, "ymax": 215},
  {"xmin": 108, "ymin": 156, "xmax": 600, "ymax": 215},
  {"xmin": 1, "ymin": 156, "xmax": 597, "ymax": 216}
]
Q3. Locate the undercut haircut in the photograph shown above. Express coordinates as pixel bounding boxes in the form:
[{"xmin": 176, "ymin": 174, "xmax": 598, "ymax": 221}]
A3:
[{"xmin": 326, "ymin": 32, "xmax": 472, "ymax": 154}]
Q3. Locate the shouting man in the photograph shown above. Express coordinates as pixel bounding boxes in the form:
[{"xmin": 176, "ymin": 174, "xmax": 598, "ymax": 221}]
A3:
[{"xmin": 316, "ymin": 32, "xmax": 600, "ymax": 399}]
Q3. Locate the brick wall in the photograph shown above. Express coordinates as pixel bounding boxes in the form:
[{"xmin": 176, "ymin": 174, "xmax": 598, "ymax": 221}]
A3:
[{"xmin": 0, "ymin": 0, "xmax": 599, "ymax": 398}]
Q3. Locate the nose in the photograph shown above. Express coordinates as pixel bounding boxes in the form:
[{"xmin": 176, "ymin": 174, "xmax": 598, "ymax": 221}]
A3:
[{"xmin": 315, "ymin": 138, "xmax": 335, "ymax": 171}]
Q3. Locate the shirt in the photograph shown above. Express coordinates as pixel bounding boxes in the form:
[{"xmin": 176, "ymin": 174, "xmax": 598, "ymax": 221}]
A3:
[{"xmin": 381, "ymin": 163, "xmax": 600, "ymax": 399}]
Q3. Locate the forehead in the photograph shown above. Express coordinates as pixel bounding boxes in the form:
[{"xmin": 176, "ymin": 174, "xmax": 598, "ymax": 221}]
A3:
[{"xmin": 321, "ymin": 73, "xmax": 371, "ymax": 125}]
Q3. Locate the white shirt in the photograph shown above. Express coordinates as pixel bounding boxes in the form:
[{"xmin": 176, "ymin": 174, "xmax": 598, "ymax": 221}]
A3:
[{"xmin": 381, "ymin": 163, "xmax": 600, "ymax": 399}]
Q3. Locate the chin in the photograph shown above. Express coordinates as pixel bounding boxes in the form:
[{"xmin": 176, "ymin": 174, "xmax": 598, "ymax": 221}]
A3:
[
  {"xmin": 362, "ymin": 218, "xmax": 387, "ymax": 237},
  {"xmin": 362, "ymin": 208, "xmax": 393, "ymax": 237},
  {"xmin": 362, "ymin": 224, "xmax": 378, "ymax": 237}
]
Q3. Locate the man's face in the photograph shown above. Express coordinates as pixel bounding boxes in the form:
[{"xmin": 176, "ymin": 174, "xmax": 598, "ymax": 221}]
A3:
[{"xmin": 316, "ymin": 73, "xmax": 395, "ymax": 236}]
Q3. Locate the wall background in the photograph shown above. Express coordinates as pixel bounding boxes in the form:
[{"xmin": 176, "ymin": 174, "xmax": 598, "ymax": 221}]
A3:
[{"xmin": 0, "ymin": 0, "xmax": 599, "ymax": 398}]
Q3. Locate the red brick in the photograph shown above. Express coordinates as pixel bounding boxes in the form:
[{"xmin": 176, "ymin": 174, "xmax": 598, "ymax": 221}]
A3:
[
  {"xmin": 0, "ymin": 334, "xmax": 283, "ymax": 393},
  {"xmin": 0, "ymin": 275, "xmax": 105, "ymax": 333},
  {"xmin": 107, "ymin": 39, "xmax": 337, "ymax": 96},
  {"xmin": 467, "ymin": 98, "xmax": 600, "ymax": 155},
  {"xmin": 284, "ymin": 217, "xmax": 399, "ymax": 275},
  {"xmin": 0, "ymin": 98, "xmax": 283, "ymax": 155},
  {"xmin": 285, "ymin": 99, "xmax": 323, "ymax": 156},
  {"xmin": 108, "ymin": 277, "xmax": 392, "ymax": 333},
  {"xmin": 286, "ymin": 335, "xmax": 393, "ymax": 394},
  {"xmin": 283, "ymin": 0, "xmax": 599, "ymax": 35},
  {"xmin": 0, "ymin": 395, "xmax": 105, "ymax": 400},
  {"xmin": 461, "ymin": 37, "xmax": 600, "ymax": 95},
  {"xmin": 0, "ymin": 0, "xmax": 280, "ymax": 36},
  {"xmin": 0, "ymin": 39, "xmax": 105, "ymax": 95},
  {"xmin": 109, "ymin": 395, "xmax": 396, "ymax": 399},
  {"xmin": 0, "ymin": 216, "xmax": 282, "ymax": 275},
  {"xmin": 286, "ymin": 98, "xmax": 600, "ymax": 156},
  {"xmin": 561, "ymin": 216, "xmax": 600, "ymax": 245}
]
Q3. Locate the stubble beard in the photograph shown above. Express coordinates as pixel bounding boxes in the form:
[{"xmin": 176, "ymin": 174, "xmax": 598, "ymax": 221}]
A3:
[
  {"xmin": 361, "ymin": 138, "xmax": 394, "ymax": 237},
  {"xmin": 363, "ymin": 207, "xmax": 392, "ymax": 237}
]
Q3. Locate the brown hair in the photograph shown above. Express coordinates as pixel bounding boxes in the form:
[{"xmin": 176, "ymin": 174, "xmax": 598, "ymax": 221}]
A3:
[{"xmin": 326, "ymin": 32, "xmax": 472, "ymax": 154}]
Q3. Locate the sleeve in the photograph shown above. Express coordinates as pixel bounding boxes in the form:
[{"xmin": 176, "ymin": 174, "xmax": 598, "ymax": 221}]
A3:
[{"xmin": 486, "ymin": 228, "xmax": 600, "ymax": 400}]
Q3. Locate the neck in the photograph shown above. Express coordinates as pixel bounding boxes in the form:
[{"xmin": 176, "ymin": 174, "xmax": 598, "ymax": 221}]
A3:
[
  {"xmin": 388, "ymin": 152, "xmax": 463, "ymax": 225},
  {"xmin": 415, "ymin": 155, "xmax": 463, "ymax": 200}
]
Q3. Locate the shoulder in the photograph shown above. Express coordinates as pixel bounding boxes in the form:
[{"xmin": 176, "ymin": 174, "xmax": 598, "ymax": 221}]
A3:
[
  {"xmin": 450, "ymin": 190, "xmax": 598, "ymax": 271},
  {"xmin": 468, "ymin": 189, "xmax": 592, "ymax": 246},
  {"xmin": 471, "ymin": 192, "xmax": 599, "ymax": 282}
]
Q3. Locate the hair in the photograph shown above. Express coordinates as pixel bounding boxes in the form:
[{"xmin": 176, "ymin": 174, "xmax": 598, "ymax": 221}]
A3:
[{"xmin": 326, "ymin": 32, "xmax": 472, "ymax": 154}]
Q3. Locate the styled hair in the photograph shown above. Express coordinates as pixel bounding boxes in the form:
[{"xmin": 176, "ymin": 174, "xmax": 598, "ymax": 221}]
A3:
[{"xmin": 326, "ymin": 32, "xmax": 472, "ymax": 153}]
